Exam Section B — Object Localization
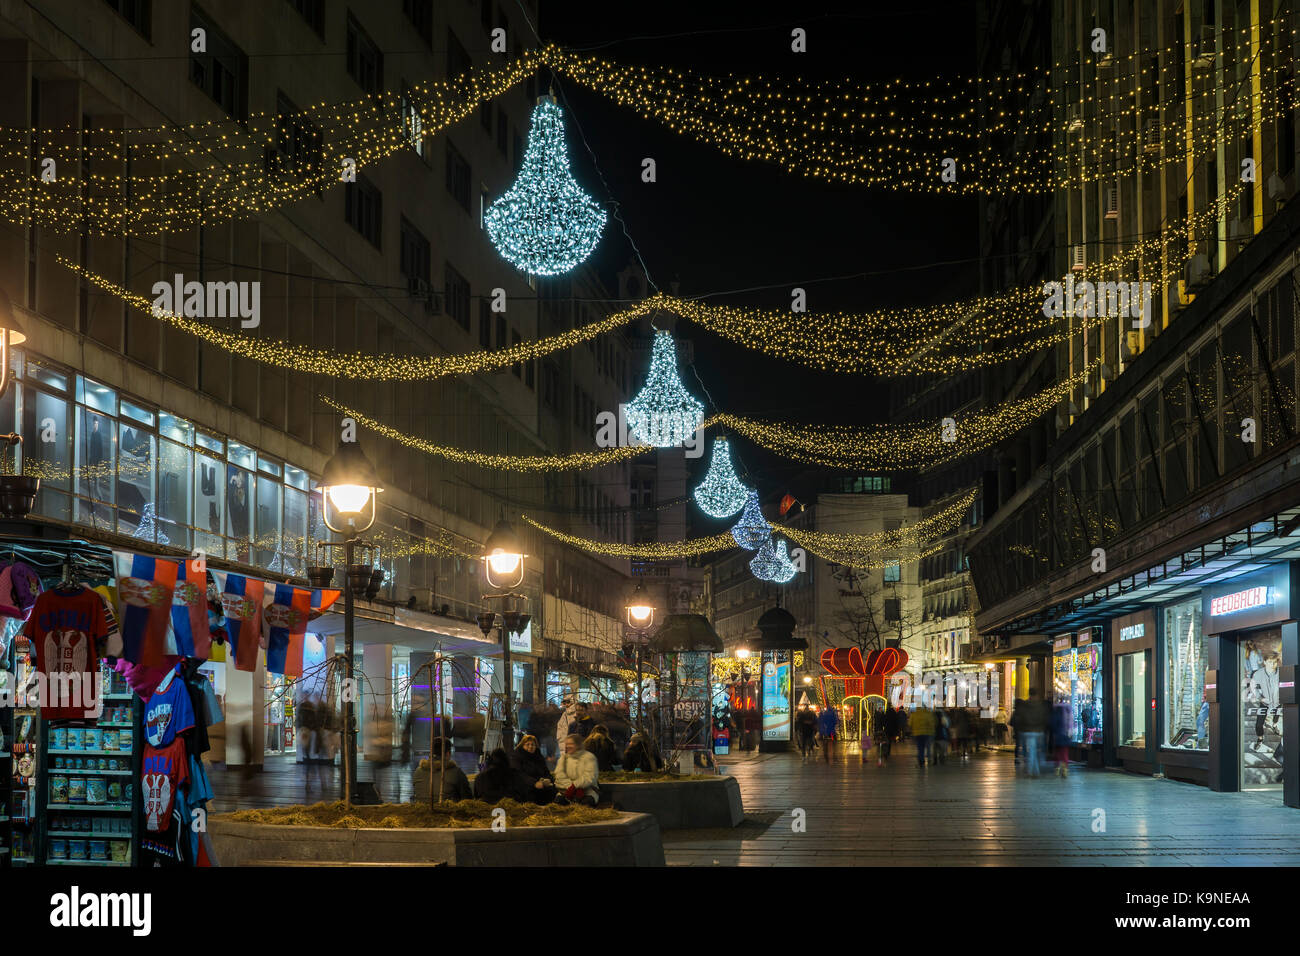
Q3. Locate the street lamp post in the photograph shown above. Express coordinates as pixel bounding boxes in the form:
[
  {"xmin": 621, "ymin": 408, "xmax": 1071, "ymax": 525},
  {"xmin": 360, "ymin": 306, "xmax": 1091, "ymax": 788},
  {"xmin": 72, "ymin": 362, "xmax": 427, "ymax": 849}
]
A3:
[
  {"xmin": 482, "ymin": 520, "xmax": 527, "ymax": 752},
  {"xmin": 625, "ymin": 581, "xmax": 655, "ymax": 740},
  {"xmin": 317, "ymin": 440, "xmax": 382, "ymax": 807}
]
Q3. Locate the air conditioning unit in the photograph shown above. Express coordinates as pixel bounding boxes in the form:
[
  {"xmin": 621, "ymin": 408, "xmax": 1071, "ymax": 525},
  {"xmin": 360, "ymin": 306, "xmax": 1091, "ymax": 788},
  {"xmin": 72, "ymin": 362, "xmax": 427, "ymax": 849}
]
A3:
[
  {"xmin": 1184, "ymin": 253, "xmax": 1212, "ymax": 290},
  {"xmin": 1191, "ymin": 26, "xmax": 1216, "ymax": 69},
  {"xmin": 410, "ymin": 276, "xmax": 429, "ymax": 297},
  {"xmin": 1070, "ymin": 244, "xmax": 1087, "ymax": 272},
  {"xmin": 1267, "ymin": 172, "xmax": 1288, "ymax": 202},
  {"xmin": 1142, "ymin": 119, "xmax": 1162, "ymax": 153},
  {"xmin": 1105, "ymin": 186, "xmax": 1120, "ymax": 220},
  {"xmin": 1066, "ymin": 103, "xmax": 1084, "ymax": 133}
]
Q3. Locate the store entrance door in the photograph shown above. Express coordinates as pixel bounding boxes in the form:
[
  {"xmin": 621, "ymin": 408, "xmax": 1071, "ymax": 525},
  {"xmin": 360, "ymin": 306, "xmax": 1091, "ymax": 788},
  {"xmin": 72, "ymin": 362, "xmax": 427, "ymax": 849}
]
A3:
[{"xmin": 1238, "ymin": 629, "xmax": 1284, "ymax": 794}]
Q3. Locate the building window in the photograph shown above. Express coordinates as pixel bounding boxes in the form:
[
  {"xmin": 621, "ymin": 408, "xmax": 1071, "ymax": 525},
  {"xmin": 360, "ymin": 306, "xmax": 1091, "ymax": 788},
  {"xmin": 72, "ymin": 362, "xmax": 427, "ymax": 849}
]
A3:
[
  {"xmin": 190, "ymin": 6, "xmax": 247, "ymax": 120},
  {"xmin": 511, "ymin": 330, "xmax": 522, "ymax": 377},
  {"xmin": 446, "ymin": 27, "xmax": 470, "ymax": 79},
  {"xmin": 542, "ymin": 361, "xmax": 559, "ymax": 410},
  {"xmin": 444, "ymin": 263, "xmax": 470, "ymax": 331},
  {"xmin": 266, "ymin": 91, "xmax": 322, "ymax": 190},
  {"xmin": 399, "ymin": 217, "xmax": 430, "ymax": 293},
  {"xmin": 513, "ymin": 130, "xmax": 523, "ymax": 169},
  {"xmin": 285, "ymin": 0, "xmax": 323, "ymax": 36},
  {"xmin": 343, "ymin": 174, "xmax": 382, "ymax": 248},
  {"xmin": 496, "ymin": 314, "xmax": 507, "ymax": 351},
  {"xmin": 883, "ymin": 561, "xmax": 901, "ymax": 583},
  {"xmin": 402, "ymin": 0, "xmax": 432, "ymax": 47},
  {"xmin": 445, "ymin": 140, "xmax": 471, "ymax": 212},
  {"xmin": 884, "ymin": 598, "xmax": 901, "ymax": 622},
  {"xmin": 104, "ymin": 0, "xmax": 151, "ymax": 38},
  {"xmin": 478, "ymin": 300, "xmax": 492, "ymax": 349},
  {"xmin": 1163, "ymin": 599, "xmax": 1207, "ymax": 751},
  {"xmin": 400, "ymin": 88, "xmax": 424, "ymax": 157},
  {"xmin": 345, "ymin": 13, "xmax": 383, "ymax": 94},
  {"xmin": 1117, "ymin": 651, "xmax": 1147, "ymax": 748},
  {"xmin": 525, "ymin": 359, "xmax": 535, "ymax": 390},
  {"xmin": 496, "ymin": 109, "xmax": 508, "ymax": 155}
]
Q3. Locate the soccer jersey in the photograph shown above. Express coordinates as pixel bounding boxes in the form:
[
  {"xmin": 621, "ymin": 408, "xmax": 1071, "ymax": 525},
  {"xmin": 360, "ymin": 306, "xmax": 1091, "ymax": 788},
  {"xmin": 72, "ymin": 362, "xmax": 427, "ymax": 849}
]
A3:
[
  {"xmin": 145, "ymin": 666, "xmax": 196, "ymax": 747},
  {"xmin": 142, "ymin": 737, "xmax": 190, "ymax": 832},
  {"xmin": 25, "ymin": 586, "xmax": 108, "ymax": 719}
]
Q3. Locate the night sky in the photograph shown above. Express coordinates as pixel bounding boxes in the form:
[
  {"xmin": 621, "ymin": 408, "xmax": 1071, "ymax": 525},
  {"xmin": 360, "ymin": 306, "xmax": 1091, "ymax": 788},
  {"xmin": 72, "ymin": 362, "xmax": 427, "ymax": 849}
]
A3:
[{"xmin": 535, "ymin": 0, "xmax": 983, "ymax": 494}]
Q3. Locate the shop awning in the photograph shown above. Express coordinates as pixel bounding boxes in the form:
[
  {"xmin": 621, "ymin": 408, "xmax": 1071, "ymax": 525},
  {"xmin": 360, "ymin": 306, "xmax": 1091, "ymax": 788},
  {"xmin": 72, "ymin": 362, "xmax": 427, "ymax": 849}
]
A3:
[{"xmin": 649, "ymin": 614, "xmax": 724, "ymax": 653}]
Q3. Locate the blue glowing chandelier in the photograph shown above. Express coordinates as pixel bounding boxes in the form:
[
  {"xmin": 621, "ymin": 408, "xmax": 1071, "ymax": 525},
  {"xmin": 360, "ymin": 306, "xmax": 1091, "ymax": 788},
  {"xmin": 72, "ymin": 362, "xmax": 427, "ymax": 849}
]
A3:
[
  {"xmin": 693, "ymin": 437, "xmax": 750, "ymax": 518},
  {"xmin": 627, "ymin": 331, "xmax": 705, "ymax": 447},
  {"xmin": 730, "ymin": 490, "xmax": 771, "ymax": 550},
  {"xmin": 483, "ymin": 100, "xmax": 607, "ymax": 276},
  {"xmin": 750, "ymin": 538, "xmax": 798, "ymax": 583}
]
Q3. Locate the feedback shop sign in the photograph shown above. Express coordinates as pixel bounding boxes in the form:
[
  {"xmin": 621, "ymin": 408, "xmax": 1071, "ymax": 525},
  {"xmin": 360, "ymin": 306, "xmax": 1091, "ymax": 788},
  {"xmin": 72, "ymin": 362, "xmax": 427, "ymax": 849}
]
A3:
[{"xmin": 1209, "ymin": 586, "xmax": 1269, "ymax": 617}]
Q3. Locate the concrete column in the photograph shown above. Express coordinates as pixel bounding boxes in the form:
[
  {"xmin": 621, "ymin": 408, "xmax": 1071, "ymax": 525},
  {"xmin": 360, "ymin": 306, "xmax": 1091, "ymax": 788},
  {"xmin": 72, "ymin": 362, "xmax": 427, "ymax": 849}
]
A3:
[
  {"xmin": 1207, "ymin": 634, "xmax": 1239, "ymax": 793},
  {"xmin": 362, "ymin": 643, "xmax": 393, "ymax": 763},
  {"xmin": 222, "ymin": 651, "xmax": 264, "ymax": 767},
  {"xmin": 1015, "ymin": 658, "xmax": 1031, "ymax": 700}
]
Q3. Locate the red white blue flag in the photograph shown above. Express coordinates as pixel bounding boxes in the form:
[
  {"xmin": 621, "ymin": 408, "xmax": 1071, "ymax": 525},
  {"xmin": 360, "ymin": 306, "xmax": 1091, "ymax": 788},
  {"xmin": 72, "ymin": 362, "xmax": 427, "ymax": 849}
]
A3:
[
  {"xmin": 170, "ymin": 558, "xmax": 212, "ymax": 660},
  {"xmin": 113, "ymin": 552, "xmax": 179, "ymax": 667},
  {"xmin": 213, "ymin": 571, "xmax": 265, "ymax": 672},
  {"xmin": 264, "ymin": 583, "xmax": 313, "ymax": 677}
]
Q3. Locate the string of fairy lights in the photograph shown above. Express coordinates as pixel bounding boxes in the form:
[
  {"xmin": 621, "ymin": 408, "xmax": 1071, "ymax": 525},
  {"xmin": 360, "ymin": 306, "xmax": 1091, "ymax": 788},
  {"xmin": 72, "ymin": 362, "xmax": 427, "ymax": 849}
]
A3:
[{"xmin": 0, "ymin": 19, "xmax": 1287, "ymax": 237}]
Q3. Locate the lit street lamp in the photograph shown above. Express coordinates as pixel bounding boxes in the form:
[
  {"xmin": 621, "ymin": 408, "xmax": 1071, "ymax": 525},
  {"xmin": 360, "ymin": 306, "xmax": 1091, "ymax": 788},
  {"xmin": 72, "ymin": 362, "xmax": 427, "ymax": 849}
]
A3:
[
  {"xmin": 624, "ymin": 581, "xmax": 656, "ymax": 739},
  {"xmin": 317, "ymin": 439, "xmax": 382, "ymax": 806},
  {"xmin": 480, "ymin": 520, "xmax": 528, "ymax": 751}
]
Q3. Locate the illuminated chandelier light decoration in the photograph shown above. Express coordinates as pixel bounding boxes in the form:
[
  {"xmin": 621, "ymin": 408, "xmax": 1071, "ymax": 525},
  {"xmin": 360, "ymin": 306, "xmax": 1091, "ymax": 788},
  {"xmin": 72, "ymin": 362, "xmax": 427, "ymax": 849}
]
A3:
[
  {"xmin": 750, "ymin": 537, "xmax": 797, "ymax": 583},
  {"xmin": 730, "ymin": 491, "xmax": 771, "ymax": 550},
  {"xmin": 626, "ymin": 331, "xmax": 705, "ymax": 447},
  {"xmin": 483, "ymin": 99, "xmax": 607, "ymax": 275},
  {"xmin": 693, "ymin": 437, "xmax": 750, "ymax": 518}
]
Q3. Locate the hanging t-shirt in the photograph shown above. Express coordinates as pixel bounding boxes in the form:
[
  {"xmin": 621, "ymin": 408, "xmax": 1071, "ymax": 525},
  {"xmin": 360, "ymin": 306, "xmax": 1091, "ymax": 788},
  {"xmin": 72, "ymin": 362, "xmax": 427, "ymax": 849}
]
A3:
[
  {"xmin": 145, "ymin": 666, "xmax": 196, "ymax": 747},
  {"xmin": 25, "ymin": 586, "xmax": 108, "ymax": 719},
  {"xmin": 142, "ymin": 737, "xmax": 190, "ymax": 832}
]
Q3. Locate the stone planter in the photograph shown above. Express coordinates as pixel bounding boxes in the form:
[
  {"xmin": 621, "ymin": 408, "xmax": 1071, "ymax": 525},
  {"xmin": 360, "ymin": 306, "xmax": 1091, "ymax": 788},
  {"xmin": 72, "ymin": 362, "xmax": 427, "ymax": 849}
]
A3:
[
  {"xmin": 209, "ymin": 812, "xmax": 664, "ymax": 867},
  {"xmin": 601, "ymin": 775, "xmax": 744, "ymax": 829}
]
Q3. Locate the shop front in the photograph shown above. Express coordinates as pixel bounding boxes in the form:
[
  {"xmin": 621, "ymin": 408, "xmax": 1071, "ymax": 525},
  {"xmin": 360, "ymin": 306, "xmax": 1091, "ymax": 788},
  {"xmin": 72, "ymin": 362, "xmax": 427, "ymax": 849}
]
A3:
[
  {"xmin": 1052, "ymin": 628, "xmax": 1104, "ymax": 765},
  {"xmin": 1110, "ymin": 609, "xmax": 1156, "ymax": 775},
  {"xmin": 1201, "ymin": 566, "xmax": 1296, "ymax": 805}
]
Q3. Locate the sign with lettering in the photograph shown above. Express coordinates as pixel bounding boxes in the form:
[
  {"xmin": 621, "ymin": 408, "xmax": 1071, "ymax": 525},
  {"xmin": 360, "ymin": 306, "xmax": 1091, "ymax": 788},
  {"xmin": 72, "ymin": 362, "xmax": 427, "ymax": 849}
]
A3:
[
  {"xmin": 1208, "ymin": 586, "xmax": 1269, "ymax": 617},
  {"xmin": 1120, "ymin": 622, "xmax": 1145, "ymax": 641}
]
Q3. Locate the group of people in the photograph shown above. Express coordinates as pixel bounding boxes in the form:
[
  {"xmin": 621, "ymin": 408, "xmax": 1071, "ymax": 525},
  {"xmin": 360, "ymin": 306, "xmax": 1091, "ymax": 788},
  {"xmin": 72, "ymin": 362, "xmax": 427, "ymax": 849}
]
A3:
[
  {"xmin": 415, "ymin": 696, "xmax": 664, "ymax": 809},
  {"xmin": 1008, "ymin": 688, "xmax": 1073, "ymax": 778},
  {"xmin": 790, "ymin": 700, "xmax": 998, "ymax": 770}
]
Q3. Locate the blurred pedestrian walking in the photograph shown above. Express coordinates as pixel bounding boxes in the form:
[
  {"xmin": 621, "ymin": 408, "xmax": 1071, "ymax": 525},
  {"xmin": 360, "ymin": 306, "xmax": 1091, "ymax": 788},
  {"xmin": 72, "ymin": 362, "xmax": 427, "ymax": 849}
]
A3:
[
  {"xmin": 818, "ymin": 704, "xmax": 840, "ymax": 763},
  {"xmin": 1018, "ymin": 689, "xmax": 1050, "ymax": 778}
]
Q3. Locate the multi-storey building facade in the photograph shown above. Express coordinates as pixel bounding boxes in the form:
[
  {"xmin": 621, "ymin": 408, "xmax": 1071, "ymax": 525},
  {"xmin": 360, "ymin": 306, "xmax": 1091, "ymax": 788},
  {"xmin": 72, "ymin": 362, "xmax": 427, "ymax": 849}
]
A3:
[
  {"xmin": 0, "ymin": 0, "xmax": 645, "ymax": 765},
  {"xmin": 966, "ymin": 1, "xmax": 1300, "ymax": 807}
]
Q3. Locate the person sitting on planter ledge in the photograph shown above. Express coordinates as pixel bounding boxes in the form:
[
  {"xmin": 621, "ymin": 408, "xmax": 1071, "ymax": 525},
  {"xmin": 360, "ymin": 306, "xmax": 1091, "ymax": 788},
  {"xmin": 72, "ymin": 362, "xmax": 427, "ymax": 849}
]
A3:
[
  {"xmin": 553, "ymin": 733, "xmax": 600, "ymax": 806},
  {"xmin": 622, "ymin": 732, "xmax": 662, "ymax": 773},
  {"xmin": 474, "ymin": 748, "xmax": 529, "ymax": 803},
  {"xmin": 413, "ymin": 738, "xmax": 472, "ymax": 802},
  {"xmin": 584, "ymin": 723, "xmax": 618, "ymax": 772},
  {"xmin": 513, "ymin": 734, "xmax": 556, "ymax": 804}
]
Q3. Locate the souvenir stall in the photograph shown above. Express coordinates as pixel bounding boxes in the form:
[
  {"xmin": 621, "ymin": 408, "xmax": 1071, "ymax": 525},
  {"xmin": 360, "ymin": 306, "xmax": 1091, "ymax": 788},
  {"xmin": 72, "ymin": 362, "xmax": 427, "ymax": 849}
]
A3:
[
  {"xmin": 0, "ymin": 523, "xmax": 340, "ymax": 868},
  {"xmin": 817, "ymin": 647, "xmax": 911, "ymax": 748}
]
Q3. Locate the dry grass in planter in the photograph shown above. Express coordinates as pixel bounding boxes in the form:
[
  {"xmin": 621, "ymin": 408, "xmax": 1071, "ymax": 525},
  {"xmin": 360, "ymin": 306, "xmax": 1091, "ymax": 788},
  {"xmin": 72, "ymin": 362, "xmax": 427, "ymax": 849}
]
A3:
[{"xmin": 223, "ymin": 799, "xmax": 620, "ymax": 829}]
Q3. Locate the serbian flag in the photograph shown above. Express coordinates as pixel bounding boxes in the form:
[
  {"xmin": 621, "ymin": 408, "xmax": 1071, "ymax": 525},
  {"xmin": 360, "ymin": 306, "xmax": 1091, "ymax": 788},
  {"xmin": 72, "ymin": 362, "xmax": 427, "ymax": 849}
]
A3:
[
  {"xmin": 264, "ymin": 583, "xmax": 313, "ymax": 677},
  {"xmin": 311, "ymin": 587, "xmax": 341, "ymax": 618},
  {"xmin": 113, "ymin": 552, "xmax": 179, "ymax": 667},
  {"xmin": 213, "ymin": 571, "xmax": 265, "ymax": 672},
  {"xmin": 780, "ymin": 494, "xmax": 797, "ymax": 516},
  {"xmin": 170, "ymin": 558, "xmax": 212, "ymax": 660}
]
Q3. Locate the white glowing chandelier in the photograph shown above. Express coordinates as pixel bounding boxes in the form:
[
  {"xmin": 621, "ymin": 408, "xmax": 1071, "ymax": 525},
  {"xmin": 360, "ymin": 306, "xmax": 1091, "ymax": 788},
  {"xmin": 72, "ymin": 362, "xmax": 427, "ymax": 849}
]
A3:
[
  {"xmin": 626, "ymin": 331, "xmax": 705, "ymax": 447},
  {"xmin": 693, "ymin": 437, "xmax": 750, "ymax": 518}
]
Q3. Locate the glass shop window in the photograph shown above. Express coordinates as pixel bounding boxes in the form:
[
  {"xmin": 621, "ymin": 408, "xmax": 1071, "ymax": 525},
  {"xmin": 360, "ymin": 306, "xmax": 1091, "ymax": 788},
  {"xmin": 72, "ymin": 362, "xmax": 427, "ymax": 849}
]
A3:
[
  {"xmin": 285, "ymin": 464, "xmax": 310, "ymax": 491},
  {"xmin": 195, "ymin": 450, "xmax": 224, "ymax": 564},
  {"xmin": 76, "ymin": 375, "xmax": 115, "ymax": 413},
  {"xmin": 1117, "ymin": 651, "xmax": 1147, "ymax": 749},
  {"xmin": 74, "ymin": 406, "xmax": 115, "ymax": 530},
  {"xmin": 23, "ymin": 386, "xmax": 71, "ymax": 521},
  {"xmin": 226, "ymin": 464, "xmax": 255, "ymax": 563},
  {"xmin": 228, "ymin": 441, "xmax": 256, "ymax": 471},
  {"xmin": 157, "ymin": 438, "xmax": 193, "ymax": 553},
  {"xmin": 196, "ymin": 431, "xmax": 224, "ymax": 456},
  {"xmin": 255, "ymin": 474, "xmax": 282, "ymax": 569},
  {"xmin": 116, "ymin": 422, "xmax": 156, "ymax": 540},
  {"xmin": 30, "ymin": 363, "xmax": 70, "ymax": 394},
  {"xmin": 119, "ymin": 399, "xmax": 155, "ymax": 427},
  {"xmin": 160, "ymin": 412, "xmax": 194, "ymax": 446},
  {"xmin": 283, "ymin": 486, "xmax": 309, "ymax": 573},
  {"xmin": 1163, "ymin": 599, "xmax": 1208, "ymax": 751}
]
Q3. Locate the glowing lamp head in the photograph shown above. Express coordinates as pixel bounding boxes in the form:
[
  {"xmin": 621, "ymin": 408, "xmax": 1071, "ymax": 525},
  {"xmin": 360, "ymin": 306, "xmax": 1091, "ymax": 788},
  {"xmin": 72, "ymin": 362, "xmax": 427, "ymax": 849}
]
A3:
[
  {"xmin": 483, "ymin": 520, "xmax": 526, "ymax": 589},
  {"xmin": 625, "ymin": 581, "xmax": 655, "ymax": 629},
  {"xmin": 318, "ymin": 440, "xmax": 382, "ymax": 533},
  {"xmin": 735, "ymin": 647, "xmax": 751, "ymax": 660}
]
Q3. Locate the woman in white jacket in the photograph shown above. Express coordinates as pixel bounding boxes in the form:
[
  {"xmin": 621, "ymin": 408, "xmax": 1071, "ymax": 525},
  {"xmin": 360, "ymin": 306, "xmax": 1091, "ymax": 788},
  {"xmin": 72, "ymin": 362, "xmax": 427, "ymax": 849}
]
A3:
[{"xmin": 552, "ymin": 734, "xmax": 600, "ymax": 806}]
